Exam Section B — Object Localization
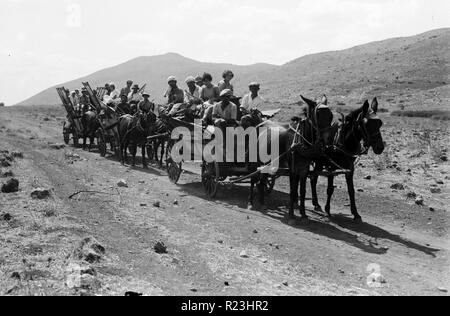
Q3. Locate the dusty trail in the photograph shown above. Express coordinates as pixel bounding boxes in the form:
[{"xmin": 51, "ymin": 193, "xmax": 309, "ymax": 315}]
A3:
[{"xmin": 0, "ymin": 106, "xmax": 448, "ymax": 296}]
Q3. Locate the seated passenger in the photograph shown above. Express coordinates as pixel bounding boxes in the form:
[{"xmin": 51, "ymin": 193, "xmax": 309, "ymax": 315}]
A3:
[
  {"xmin": 116, "ymin": 94, "xmax": 131, "ymax": 115},
  {"xmin": 213, "ymin": 89, "xmax": 238, "ymax": 128}
]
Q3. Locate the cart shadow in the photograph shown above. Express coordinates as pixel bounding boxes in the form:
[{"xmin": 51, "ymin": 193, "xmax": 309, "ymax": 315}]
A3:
[{"xmin": 177, "ymin": 181, "xmax": 440, "ymax": 257}]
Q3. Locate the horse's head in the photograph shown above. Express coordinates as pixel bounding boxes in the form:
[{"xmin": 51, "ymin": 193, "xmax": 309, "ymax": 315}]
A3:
[
  {"xmin": 301, "ymin": 95, "xmax": 333, "ymax": 146},
  {"xmin": 347, "ymin": 98, "xmax": 385, "ymax": 155}
]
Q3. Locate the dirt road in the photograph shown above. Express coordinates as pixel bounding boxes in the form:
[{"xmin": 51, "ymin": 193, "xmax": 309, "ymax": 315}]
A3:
[{"xmin": 0, "ymin": 105, "xmax": 448, "ymax": 296}]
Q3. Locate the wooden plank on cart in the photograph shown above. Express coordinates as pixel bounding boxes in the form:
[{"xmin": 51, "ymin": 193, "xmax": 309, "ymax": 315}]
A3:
[
  {"xmin": 82, "ymin": 82, "xmax": 102, "ymax": 113},
  {"xmin": 96, "ymin": 87, "xmax": 109, "ymax": 101},
  {"xmin": 56, "ymin": 87, "xmax": 83, "ymax": 133}
]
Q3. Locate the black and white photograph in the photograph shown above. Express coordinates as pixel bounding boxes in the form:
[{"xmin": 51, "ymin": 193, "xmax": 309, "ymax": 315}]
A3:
[{"xmin": 0, "ymin": 0, "xmax": 448, "ymax": 300}]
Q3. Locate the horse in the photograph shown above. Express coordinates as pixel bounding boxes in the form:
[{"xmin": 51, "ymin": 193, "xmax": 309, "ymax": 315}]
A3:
[
  {"xmin": 310, "ymin": 98, "xmax": 385, "ymax": 222},
  {"xmin": 249, "ymin": 95, "xmax": 332, "ymax": 220},
  {"xmin": 98, "ymin": 105, "xmax": 121, "ymax": 158},
  {"xmin": 81, "ymin": 110, "xmax": 100, "ymax": 151},
  {"xmin": 118, "ymin": 111, "xmax": 157, "ymax": 168}
]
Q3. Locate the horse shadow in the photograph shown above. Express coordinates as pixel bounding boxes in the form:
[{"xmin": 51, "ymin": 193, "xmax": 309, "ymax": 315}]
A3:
[
  {"xmin": 177, "ymin": 181, "xmax": 440, "ymax": 257},
  {"xmin": 103, "ymin": 153, "xmax": 166, "ymax": 177}
]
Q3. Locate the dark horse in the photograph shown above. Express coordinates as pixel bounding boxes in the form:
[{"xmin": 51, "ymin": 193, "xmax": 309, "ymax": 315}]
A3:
[
  {"xmin": 310, "ymin": 98, "xmax": 385, "ymax": 222},
  {"xmin": 81, "ymin": 110, "xmax": 100, "ymax": 151},
  {"xmin": 118, "ymin": 111, "xmax": 157, "ymax": 168},
  {"xmin": 250, "ymin": 95, "xmax": 332, "ymax": 219}
]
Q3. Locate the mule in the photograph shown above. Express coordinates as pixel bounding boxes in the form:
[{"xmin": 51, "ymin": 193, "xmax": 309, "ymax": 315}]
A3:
[
  {"xmin": 81, "ymin": 110, "xmax": 100, "ymax": 151},
  {"xmin": 118, "ymin": 111, "xmax": 157, "ymax": 168},
  {"xmin": 310, "ymin": 98, "xmax": 385, "ymax": 222}
]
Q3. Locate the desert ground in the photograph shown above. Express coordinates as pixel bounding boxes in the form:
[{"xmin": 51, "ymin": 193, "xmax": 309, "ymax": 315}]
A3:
[{"xmin": 0, "ymin": 103, "xmax": 449, "ymax": 296}]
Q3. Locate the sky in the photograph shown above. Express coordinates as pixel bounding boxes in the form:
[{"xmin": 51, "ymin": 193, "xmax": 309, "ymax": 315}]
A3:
[{"xmin": 0, "ymin": 0, "xmax": 449, "ymax": 105}]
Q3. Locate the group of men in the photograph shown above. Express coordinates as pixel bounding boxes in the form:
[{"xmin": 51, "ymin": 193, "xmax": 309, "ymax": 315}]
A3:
[{"xmin": 68, "ymin": 70, "xmax": 265, "ymax": 127}]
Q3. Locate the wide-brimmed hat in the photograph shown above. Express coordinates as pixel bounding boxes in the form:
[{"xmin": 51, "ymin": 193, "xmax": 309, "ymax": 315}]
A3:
[
  {"xmin": 185, "ymin": 76, "xmax": 196, "ymax": 84},
  {"xmin": 127, "ymin": 80, "xmax": 133, "ymax": 84},
  {"xmin": 142, "ymin": 91, "xmax": 150, "ymax": 97},
  {"xmin": 167, "ymin": 76, "xmax": 177, "ymax": 83},
  {"xmin": 132, "ymin": 84, "xmax": 139, "ymax": 90},
  {"xmin": 249, "ymin": 82, "xmax": 260, "ymax": 88},
  {"xmin": 219, "ymin": 89, "xmax": 233, "ymax": 98}
]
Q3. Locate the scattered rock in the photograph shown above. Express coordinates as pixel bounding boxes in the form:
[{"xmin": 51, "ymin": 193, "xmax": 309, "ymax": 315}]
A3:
[
  {"xmin": 74, "ymin": 237, "xmax": 106, "ymax": 263},
  {"xmin": 173, "ymin": 200, "xmax": 179, "ymax": 205},
  {"xmin": 261, "ymin": 258, "xmax": 268, "ymax": 264},
  {"xmin": 153, "ymin": 201, "xmax": 161, "ymax": 208},
  {"xmin": 282, "ymin": 281, "xmax": 289, "ymax": 287},
  {"xmin": 406, "ymin": 191, "xmax": 417, "ymax": 199},
  {"xmin": 11, "ymin": 272, "xmax": 21, "ymax": 280},
  {"xmin": 364, "ymin": 175, "xmax": 372, "ymax": 180},
  {"xmin": 125, "ymin": 291, "xmax": 143, "ymax": 296},
  {"xmin": 11, "ymin": 152, "xmax": 23, "ymax": 159},
  {"xmin": 224, "ymin": 282, "xmax": 230, "ymax": 287},
  {"xmin": 1, "ymin": 178, "xmax": 19, "ymax": 193},
  {"xmin": 429, "ymin": 207, "xmax": 436, "ymax": 212},
  {"xmin": 438, "ymin": 287, "xmax": 448, "ymax": 293},
  {"xmin": 218, "ymin": 240, "xmax": 224, "ymax": 244},
  {"xmin": 1, "ymin": 213, "xmax": 12, "ymax": 221},
  {"xmin": 239, "ymin": 250, "xmax": 249, "ymax": 258},
  {"xmin": 440, "ymin": 155, "xmax": 448, "ymax": 162},
  {"xmin": 49, "ymin": 143, "xmax": 65, "ymax": 150},
  {"xmin": 140, "ymin": 203, "xmax": 147, "ymax": 207},
  {"xmin": 390, "ymin": 183, "xmax": 405, "ymax": 190},
  {"xmin": 117, "ymin": 180, "xmax": 128, "ymax": 188},
  {"xmin": 357, "ymin": 189, "xmax": 364, "ymax": 192},
  {"xmin": 154, "ymin": 241, "xmax": 168, "ymax": 254},
  {"xmin": 430, "ymin": 188, "xmax": 442, "ymax": 194},
  {"xmin": 415, "ymin": 197, "xmax": 424, "ymax": 206},
  {"xmin": 1, "ymin": 170, "xmax": 14, "ymax": 178},
  {"xmin": 31, "ymin": 188, "xmax": 51, "ymax": 200},
  {"xmin": 253, "ymin": 229, "xmax": 258, "ymax": 234},
  {"xmin": 0, "ymin": 159, "xmax": 11, "ymax": 167}
]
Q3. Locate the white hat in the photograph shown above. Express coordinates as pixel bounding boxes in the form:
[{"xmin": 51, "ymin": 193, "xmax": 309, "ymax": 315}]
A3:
[
  {"xmin": 167, "ymin": 76, "xmax": 177, "ymax": 83},
  {"xmin": 220, "ymin": 89, "xmax": 233, "ymax": 98},
  {"xmin": 185, "ymin": 76, "xmax": 196, "ymax": 84}
]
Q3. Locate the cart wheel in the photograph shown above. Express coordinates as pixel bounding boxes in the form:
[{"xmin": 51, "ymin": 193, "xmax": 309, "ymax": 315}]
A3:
[
  {"xmin": 167, "ymin": 159, "xmax": 182, "ymax": 184},
  {"xmin": 97, "ymin": 130, "xmax": 107, "ymax": 157},
  {"xmin": 202, "ymin": 162, "xmax": 220, "ymax": 198},
  {"xmin": 265, "ymin": 176, "xmax": 276, "ymax": 195},
  {"xmin": 63, "ymin": 130, "xmax": 70, "ymax": 145}
]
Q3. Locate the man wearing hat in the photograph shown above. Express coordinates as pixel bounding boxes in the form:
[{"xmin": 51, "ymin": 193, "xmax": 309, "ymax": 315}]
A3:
[
  {"xmin": 121, "ymin": 80, "xmax": 133, "ymax": 98},
  {"xmin": 184, "ymin": 76, "xmax": 202, "ymax": 106},
  {"xmin": 212, "ymin": 89, "xmax": 238, "ymax": 127},
  {"xmin": 116, "ymin": 94, "xmax": 131, "ymax": 115},
  {"xmin": 128, "ymin": 84, "xmax": 143, "ymax": 106},
  {"xmin": 79, "ymin": 88, "xmax": 93, "ymax": 113},
  {"xmin": 165, "ymin": 76, "xmax": 184, "ymax": 105},
  {"xmin": 195, "ymin": 76, "xmax": 204, "ymax": 89},
  {"xmin": 138, "ymin": 91, "xmax": 155, "ymax": 115},
  {"xmin": 109, "ymin": 82, "xmax": 119, "ymax": 101},
  {"xmin": 240, "ymin": 82, "xmax": 265, "ymax": 115}
]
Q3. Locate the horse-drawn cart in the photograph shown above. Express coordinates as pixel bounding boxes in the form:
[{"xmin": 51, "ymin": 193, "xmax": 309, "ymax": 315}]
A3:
[
  {"xmin": 82, "ymin": 82, "xmax": 121, "ymax": 158},
  {"xmin": 150, "ymin": 111, "xmax": 281, "ymax": 199},
  {"xmin": 57, "ymin": 87, "xmax": 82, "ymax": 147}
]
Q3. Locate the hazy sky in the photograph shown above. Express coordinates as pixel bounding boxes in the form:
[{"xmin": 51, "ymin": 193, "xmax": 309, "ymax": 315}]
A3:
[{"xmin": 0, "ymin": 0, "xmax": 448, "ymax": 105}]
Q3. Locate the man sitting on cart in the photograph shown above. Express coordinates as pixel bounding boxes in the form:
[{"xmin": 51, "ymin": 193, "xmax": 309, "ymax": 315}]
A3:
[
  {"xmin": 128, "ymin": 84, "xmax": 143, "ymax": 114},
  {"xmin": 80, "ymin": 88, "xmax": 93, "ymax": 113},
  {"xmin": 165, "ymin": 76, "xmax": 187, "ymax": 117},
  {"xmin": 116, "ymin": 94, "xmax": 131, "ymax": 115},
  {"xmin": 212, "ymin": 89, "xmax": 238, "ymax": 128},
  {"xmin": 138, "ymin": 92, "xmax": 155, "ymax": 115}
]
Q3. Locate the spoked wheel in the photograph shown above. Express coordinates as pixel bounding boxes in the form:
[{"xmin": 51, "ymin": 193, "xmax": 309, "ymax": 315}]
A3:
[
  {"xmin": 166, "ymin": 140, "xmax": 182, "ymax": 184},
  {"xmin": 202, "ymin": 161, "xmax": 220, "ymax": 198},
  {"xmin": 265, "ymin": 175, "xmax": 277, "ymax": 195},
  {"xmin": 63, "ymin": 126, "xmax": 70, "ymax": 145},
  {"xmin": 97, "ymin": 129, "xmax": 107, "ymax": 157}
]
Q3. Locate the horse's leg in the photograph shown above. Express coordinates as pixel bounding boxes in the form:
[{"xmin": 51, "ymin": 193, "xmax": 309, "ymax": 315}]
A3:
[
  {"xmin": 288, "ymin": 174, "xmax": 299, "ymax": 221},
  {"xmin": 299, "ymin": 170, "xmax": 309, "ymax": 220},
  {"xmin": 142, "ymin": 145, "xmax": 148, "ymax": 169},
  {"xmin": 248, "ymin": 177, "xmax": 255, "ymax": 210},
  {"xmin": 325, "ymin": 176, "xmax": 334, "ymax": 217},
  {"xmin": 89, "ymin": 134, "xmax": 94, "ymax": 152},
  {"xmin": 310, "ymin": 167, "xmax": 322, "ymax": 213},
  {"xmin": 129, "ymin": 145, "xmax": 137, "ymax": 167},
  {"xmin": 257, "ymin": 174, "xmax": 267, "ymax": 211},
  {"xmin": 122, "ymin": 140, "xmax": 129, "ymax": 165},
  {"xmin": 345, "ymin": 171, "xmax": 362, "ymax": 222}
]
